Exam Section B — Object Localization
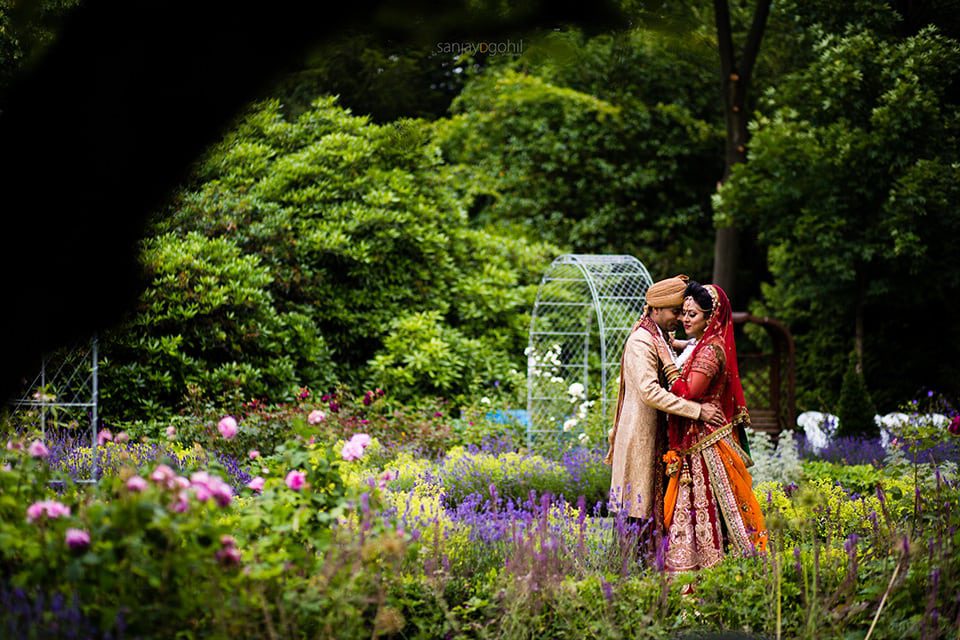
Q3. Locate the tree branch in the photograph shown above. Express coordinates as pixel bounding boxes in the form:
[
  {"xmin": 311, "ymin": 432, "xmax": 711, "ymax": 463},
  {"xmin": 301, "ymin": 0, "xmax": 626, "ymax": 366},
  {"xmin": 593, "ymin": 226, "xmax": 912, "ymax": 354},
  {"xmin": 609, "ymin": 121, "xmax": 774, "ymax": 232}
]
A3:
[
  {"xmin": 740, "ymin": 0, "xmax": 772, "ymax": 87},
  {"xmin": 714, "ymin": 0, "xmax": 736, "ymax": 79}
]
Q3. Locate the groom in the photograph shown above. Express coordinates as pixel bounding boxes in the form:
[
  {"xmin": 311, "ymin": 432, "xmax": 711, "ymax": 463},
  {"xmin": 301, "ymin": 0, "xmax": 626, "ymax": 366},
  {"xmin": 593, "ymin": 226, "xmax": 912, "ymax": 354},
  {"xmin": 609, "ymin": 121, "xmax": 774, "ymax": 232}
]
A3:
[{"xmin": 604, "ymin": 275, "xmax": 724, "ymax": 528}]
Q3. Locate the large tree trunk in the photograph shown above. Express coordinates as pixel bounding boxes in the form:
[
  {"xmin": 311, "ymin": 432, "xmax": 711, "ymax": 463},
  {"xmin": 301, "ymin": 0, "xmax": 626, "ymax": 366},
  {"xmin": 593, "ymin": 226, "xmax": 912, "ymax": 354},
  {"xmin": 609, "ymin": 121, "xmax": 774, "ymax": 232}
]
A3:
[{"xmin": 711, "ymin": 0, "xmax": 771, "ymax": 305}]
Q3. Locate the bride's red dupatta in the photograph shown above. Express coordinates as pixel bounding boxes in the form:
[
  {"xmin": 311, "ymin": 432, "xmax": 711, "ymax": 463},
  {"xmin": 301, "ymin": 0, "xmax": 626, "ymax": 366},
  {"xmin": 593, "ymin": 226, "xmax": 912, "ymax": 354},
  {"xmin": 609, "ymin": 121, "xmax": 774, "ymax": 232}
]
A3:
[{"xmin": 662, "ymin": 285, "xmax": 767, "ymax": 551}]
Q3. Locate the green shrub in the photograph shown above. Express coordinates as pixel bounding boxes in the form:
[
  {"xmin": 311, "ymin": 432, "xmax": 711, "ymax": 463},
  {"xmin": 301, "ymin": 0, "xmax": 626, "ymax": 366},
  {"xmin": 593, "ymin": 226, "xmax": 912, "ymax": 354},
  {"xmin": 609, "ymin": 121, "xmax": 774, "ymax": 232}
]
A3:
[
  {"xmin": 836, "ymin": 352, "xmax": 879, "ymax": 437},
  {"xmin": 100, "ymin": 231, "xmax": 335, "ymax": 420},
  {"xmin": 147, "ymin": 97, "xmax": 558, "ymax": 411},
  {"xmin": 802, "ymin": 460, "xmax": 883, "ymax": 495}
]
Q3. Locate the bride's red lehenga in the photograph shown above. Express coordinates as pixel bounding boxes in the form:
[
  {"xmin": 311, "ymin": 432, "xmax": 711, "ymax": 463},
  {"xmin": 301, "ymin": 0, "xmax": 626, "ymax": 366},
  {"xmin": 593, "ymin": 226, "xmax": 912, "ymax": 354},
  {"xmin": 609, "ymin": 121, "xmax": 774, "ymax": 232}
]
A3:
[{"xmin": 659, "ymin": 285, "xmax": 767, "ymax": 572}]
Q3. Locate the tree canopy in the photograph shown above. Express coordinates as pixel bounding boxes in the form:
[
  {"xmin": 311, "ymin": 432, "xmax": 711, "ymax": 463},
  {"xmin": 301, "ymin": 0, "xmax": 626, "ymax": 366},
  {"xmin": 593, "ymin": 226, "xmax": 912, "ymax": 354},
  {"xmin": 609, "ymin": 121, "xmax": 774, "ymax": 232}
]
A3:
[{"xmin": 715, "ymin": 24, "xmax": 960, "ymax": 408}]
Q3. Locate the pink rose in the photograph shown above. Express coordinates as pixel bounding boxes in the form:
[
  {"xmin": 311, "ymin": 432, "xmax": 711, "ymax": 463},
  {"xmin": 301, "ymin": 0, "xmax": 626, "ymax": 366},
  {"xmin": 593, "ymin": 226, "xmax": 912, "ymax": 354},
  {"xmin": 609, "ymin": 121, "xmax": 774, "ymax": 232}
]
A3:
[
  {"xmin": 26, "ymin": 500, "xmax": 71, "ymax": 523},
  {"xmin": 216, "ymin": 545, "xmax": 242, "ymax": 565},
  {"xmin": 307, "ymin": 410, "xmax": 326, "ymax": 425},
  {"xmin": 115, "ymin": 431, "xmax": 130, "ymax": 444},
  {"xmin": 165, "ymin": 426, "xmax": 177, "ymax": 439},
  {"xmin": 170, "ymin": 491, "xmax": 190, "ymax": 513},
  {"xmin": 150, "ymin": 464, "xmax": 176, "ymax": 485},
  {"xmin": 126, "ymin": 476, "xmax": 148, "ymax": 492},
  {"xmin": 341, "ymin": 433, "xmax": 372, "ymax": 460},
  {"xmin": 285, "ymin": 470, "xmax": 306, "ymax": 491},
  {"xmin": 217, "ymin": 416, "xmax": 238, "ymax": 440},
  {"xmin": 248, "ymin": 449, "xmax": 260, "ymax": 460},
  {"xmin": 65, "ymin": 528, "xmax": 91, "ymax": 551},
  {"xmin": 97, "ymin": 429, "xmax": 113, "ymax": 446},
  {"xmin": 28, "ymin": 440, "xmax": 49, "ymax": 458},
  {"xmin": 190, "ymin": 471, "xmax": 233, "ymax": 507},
  {"xmin": 341, "ymin": 440, "xmax": 364, "ymax": 461},
  {"xmin": 351, "ymin": 433, "xmax": 371, "ymax": 449},
  {"xmin": 247, "ymin": 476, "xmax": 265, "ymax": 492}
]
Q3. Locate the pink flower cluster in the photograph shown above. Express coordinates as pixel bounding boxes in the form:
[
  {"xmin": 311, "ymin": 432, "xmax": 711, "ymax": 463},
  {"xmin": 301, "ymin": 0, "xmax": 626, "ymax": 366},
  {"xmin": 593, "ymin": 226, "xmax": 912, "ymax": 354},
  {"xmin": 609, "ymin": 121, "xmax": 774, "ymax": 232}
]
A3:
[
  {"xmin": 28, "ymin": 440, "xmax": 49, "ymax": 458},
  {"xmin": 145, "ymin": 464, "xmax": 232, "ymax": 511},
  {"xmin": 126, "ymin": 476, "xmax": 149, "ymax": 492},
  {"xmin": 26, "ymin": 500, "xmax": 71, "ymax": 523},
  {"xmin": 97, "ymin": 429, "xmax": 113, "ymax": 446},
  {"xmin": 341, "ymin": 433, "xmax": 371, "ymax": 461},
  {"xmin": 307, "ymin": 409, "xmax": 326, "ymax": 425},
  {"xmin": 218, "ymin": 416, "xmax": 238, "ymax": 440},
  {"xmin": 377, "ymin": 470, "xmax": 397, "ymax": 490},
  {"xmin": 285, "ymin": 470, "xmax": 306, "ymax": 491},
  {"xmin": 65, "ymin": 528, "xmax": 91, "ymax": 551},
  {"xmin": 190, "ymin": 471, "xmax": 234, "ymax": 507},
  {"xmin": 247, "ymin": 476, "xmax": 265, "ymax": 492},
  {"xmin": 216, "ymin": 534, "xmax": 242, "ymax": 566}
]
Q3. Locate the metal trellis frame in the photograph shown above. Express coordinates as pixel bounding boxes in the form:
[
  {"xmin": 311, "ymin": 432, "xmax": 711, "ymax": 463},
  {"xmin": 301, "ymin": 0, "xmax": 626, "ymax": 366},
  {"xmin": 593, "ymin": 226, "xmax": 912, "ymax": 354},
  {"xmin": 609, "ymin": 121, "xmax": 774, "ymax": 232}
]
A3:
[
  {"xmin": 6, "ymin": 336, "xmax": 100, "ymax": 483},
  {"xmin": 526, "ymin": 255, "xmax": 652, "ymax": 446}
]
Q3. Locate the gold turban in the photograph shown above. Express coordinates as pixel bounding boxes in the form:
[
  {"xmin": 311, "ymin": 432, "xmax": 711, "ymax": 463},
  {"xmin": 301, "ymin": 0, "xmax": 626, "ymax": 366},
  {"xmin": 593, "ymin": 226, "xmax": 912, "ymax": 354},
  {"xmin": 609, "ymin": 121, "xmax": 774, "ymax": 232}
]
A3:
[{"xmin": 645, "ymin": 274, "xmax": 689, "ymax": 308}]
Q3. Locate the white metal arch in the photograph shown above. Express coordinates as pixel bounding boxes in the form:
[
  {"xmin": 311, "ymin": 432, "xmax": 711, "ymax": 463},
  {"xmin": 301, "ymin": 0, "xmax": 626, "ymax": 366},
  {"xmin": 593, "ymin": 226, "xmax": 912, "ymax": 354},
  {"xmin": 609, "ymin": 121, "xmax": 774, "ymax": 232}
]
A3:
[{"xmin": 526, "ymin": 254, "xmax": 652, "ymax": 446}]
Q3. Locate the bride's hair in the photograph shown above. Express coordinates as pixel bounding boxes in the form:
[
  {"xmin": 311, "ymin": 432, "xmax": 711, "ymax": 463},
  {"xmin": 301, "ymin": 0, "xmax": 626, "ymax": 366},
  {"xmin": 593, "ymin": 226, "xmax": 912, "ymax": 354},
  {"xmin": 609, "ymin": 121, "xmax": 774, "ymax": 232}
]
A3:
[{"xmin": 684, "ymin": 281, "xmax": 714, "ymax": 318}]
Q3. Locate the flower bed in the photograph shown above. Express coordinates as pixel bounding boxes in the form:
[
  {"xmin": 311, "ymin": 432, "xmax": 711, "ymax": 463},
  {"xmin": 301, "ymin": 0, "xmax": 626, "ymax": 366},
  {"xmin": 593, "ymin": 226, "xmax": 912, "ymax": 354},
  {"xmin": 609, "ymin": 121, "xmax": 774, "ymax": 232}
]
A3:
[{"xmin": 2, "ymin": 392, "xmax": 959, "ymax": 638}]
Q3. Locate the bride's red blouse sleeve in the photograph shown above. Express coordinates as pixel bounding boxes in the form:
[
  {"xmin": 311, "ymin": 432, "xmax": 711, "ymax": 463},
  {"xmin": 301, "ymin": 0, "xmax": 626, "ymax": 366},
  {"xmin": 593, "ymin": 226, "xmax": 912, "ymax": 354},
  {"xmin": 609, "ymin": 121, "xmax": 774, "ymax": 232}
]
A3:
[{"xmin": 684, "ymin": 343, "xmax": 724, "ymax": 399}]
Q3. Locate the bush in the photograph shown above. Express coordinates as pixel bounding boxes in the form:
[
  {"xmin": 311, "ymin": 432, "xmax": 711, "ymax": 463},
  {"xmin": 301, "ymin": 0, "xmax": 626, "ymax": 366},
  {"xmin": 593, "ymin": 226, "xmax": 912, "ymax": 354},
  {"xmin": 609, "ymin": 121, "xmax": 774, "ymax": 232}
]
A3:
[
  {"xmin": 836, "ymin": 352, "xmax": 879, "ymax": 437},
  {"xmin": 100, "ymin": 232, "xmax": 335, "ymax": 420},
  {"xmin": 147, "ymin": 97, "xmax": 558, "ymax": 411}
]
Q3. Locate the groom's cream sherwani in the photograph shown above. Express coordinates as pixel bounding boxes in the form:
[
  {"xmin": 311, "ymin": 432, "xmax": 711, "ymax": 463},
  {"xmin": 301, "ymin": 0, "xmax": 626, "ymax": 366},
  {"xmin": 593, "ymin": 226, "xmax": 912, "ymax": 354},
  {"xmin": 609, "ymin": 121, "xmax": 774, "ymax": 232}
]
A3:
[{"xmin": 606, "ymin": 322, "xmax": 701, "ymax": 519}]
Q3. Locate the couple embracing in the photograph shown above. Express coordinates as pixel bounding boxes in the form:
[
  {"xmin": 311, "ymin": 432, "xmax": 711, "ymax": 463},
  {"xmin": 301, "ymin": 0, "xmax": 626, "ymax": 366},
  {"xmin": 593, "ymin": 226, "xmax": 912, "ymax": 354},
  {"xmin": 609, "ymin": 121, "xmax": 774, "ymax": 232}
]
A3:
[{"xmin": 604, "ymin": 275, "xmax": 767, "ymax": 574}]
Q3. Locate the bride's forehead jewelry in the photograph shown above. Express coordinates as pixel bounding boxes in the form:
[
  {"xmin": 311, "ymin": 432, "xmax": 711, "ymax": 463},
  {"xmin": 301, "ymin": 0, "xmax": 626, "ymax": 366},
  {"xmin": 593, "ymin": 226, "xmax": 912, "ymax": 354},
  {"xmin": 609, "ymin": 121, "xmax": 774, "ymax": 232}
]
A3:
[{"xmin": 683, "ymin": 295, "xmax": 703, "ymax": 311}]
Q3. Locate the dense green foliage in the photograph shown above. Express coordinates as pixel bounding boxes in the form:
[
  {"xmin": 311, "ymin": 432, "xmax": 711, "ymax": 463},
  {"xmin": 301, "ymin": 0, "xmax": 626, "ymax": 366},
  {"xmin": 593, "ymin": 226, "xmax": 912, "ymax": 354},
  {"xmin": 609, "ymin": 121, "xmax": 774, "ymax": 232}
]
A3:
[
  {"xmin": 715, "ymin": 21, "xmax": 960, "ymax": 409},
  {"xmin": 837, "ymin": 353, "xmax": 880, "ymax": 437},
  {"xmin": 101, "ymin": 232, "xmax": 335, "ymax": 419},
  {"xmin": 0, "ymin": 0, "xmax": 79, "ymax": 94},
  {"xmin": 100, "ymin": 97, "xmax": 557, "ymax": 416},
  {"xmin": 437, "ymin": 31, "xmax": 723, "ymax": 279}
]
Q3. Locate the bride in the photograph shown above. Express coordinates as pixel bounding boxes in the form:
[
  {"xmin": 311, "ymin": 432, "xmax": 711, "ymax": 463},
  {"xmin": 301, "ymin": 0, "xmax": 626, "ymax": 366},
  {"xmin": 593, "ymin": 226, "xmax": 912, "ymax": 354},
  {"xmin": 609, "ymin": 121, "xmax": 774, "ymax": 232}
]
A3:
[{"xmin": 656, "ymin": 281, "xmax": 767, "ymax": 572}]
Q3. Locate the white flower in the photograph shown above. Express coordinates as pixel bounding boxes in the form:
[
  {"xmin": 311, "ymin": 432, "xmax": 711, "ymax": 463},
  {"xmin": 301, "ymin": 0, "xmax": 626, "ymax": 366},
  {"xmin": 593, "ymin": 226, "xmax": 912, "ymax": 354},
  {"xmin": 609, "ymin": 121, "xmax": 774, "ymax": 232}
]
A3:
[
  {"xmin": 567, "ymin": 382, "xmax": 585, "ymax": 399},
  {"xmin": 563, "ymin": 418, "xmax": 578, "ymax": 432},
  {"xmin": 524, "ymin": 346, "xmax": 534, "ymax": 356},
  {"xmin": 480, "ymin": 397, "xmax": 491, "ymax": 405},
  {"xmin": 578, "ymin": 433, "xmax": 589, "ymax": 443}
]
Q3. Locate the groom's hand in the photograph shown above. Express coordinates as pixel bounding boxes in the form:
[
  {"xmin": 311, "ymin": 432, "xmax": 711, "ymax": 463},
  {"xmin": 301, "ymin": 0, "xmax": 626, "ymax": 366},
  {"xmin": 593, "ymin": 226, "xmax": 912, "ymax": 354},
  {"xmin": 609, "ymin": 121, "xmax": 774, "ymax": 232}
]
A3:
[{"xmin": 699, "ymin": 403, "xmax": 726, "ymax": 427}]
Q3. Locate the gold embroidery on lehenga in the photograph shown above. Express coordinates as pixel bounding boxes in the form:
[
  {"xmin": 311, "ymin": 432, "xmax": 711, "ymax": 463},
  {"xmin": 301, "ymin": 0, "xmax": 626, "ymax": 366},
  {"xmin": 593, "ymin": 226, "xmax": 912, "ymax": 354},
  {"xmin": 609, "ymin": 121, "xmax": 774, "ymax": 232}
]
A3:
[
  {"xmin": 665, "ymin": 479, "xmax": 698, "ymax": 572},
  {"xmin": 692, "ymin": 456, "xmax": 724, "ymax": 569},
  {"xmin": 666, "ymin": 454, "xmax": 724, "ymax": 572}
]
